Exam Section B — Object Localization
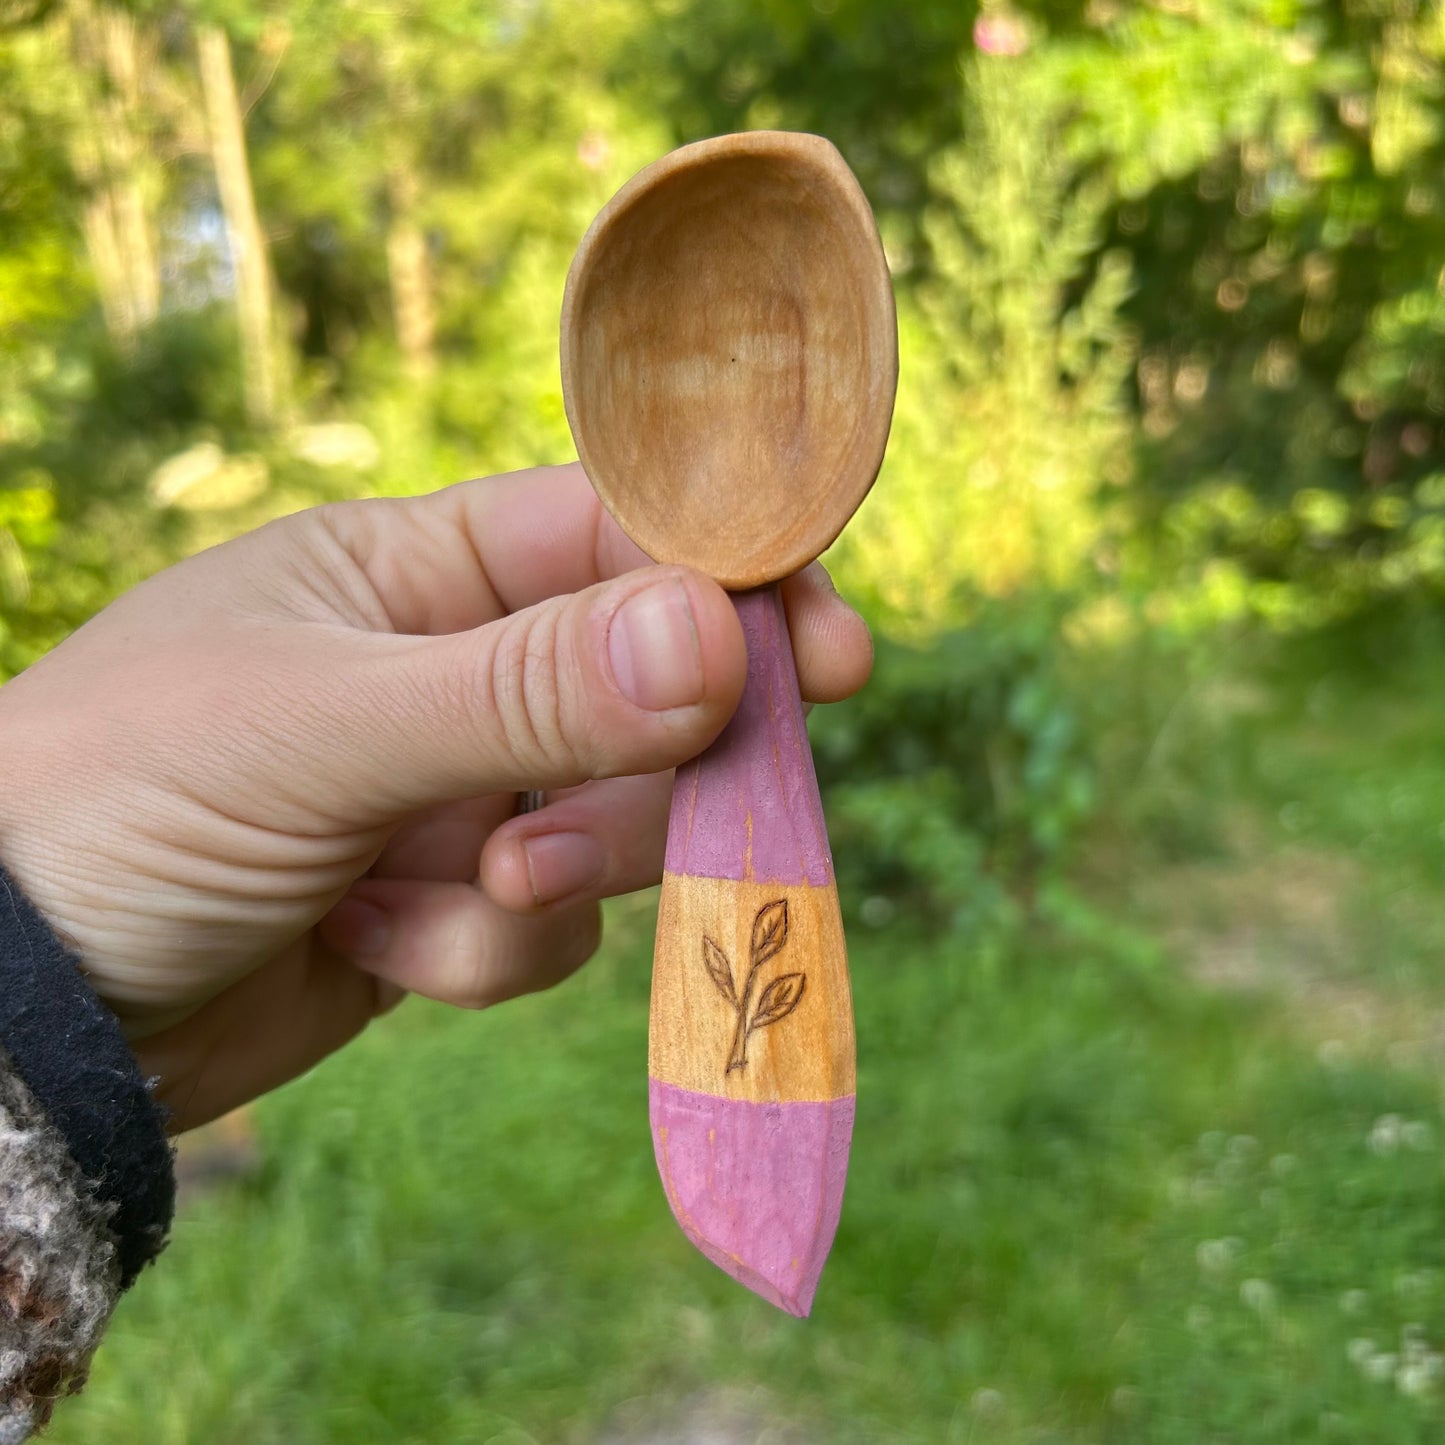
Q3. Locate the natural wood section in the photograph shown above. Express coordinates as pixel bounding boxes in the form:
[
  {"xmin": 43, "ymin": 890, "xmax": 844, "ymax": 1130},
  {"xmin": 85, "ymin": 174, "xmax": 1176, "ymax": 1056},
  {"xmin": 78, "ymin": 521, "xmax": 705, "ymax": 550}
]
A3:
[
  {"xmin": 650, "ymin": 874, "xmax": 855, "ymax": 1102},
  {"xmin": 560, "ymin": 131, "xmax": 898, "ymax": 590}
]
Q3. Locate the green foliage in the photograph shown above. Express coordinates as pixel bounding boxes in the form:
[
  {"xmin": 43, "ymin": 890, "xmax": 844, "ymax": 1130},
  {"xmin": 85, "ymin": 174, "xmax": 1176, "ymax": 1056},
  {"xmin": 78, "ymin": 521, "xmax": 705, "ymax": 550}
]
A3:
[
  {"xmin": 5, "ymin": 0, "xmax": 1445, "ymax": 656},
  {"xmin": 2, "ymin": 0, "xmax": 1440, "ymax": 957},
  {"xmin": 829, "ymin": 48, "xmax": 1136, "ymax": 624},
  {"xmin": 45, "ymin": 854, "xmax": 1445, "ymax": 1442},
  {"xmin": 814, "ymin": 595, "xmax": 1095, "ymax": 932},
  {"xmin": 1101, "ymin": 0, "xmax": 1445, "ymax": 624},
  {"xmin": 0, "ymin": 310, "xmax": 254, "ymax": 676}
]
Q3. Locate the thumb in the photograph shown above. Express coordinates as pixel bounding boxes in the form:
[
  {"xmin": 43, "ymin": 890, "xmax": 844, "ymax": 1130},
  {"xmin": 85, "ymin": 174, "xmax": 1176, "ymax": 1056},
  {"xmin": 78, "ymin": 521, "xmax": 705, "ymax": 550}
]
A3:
[{"xmin": 306, "ymin": 566, "xmax": 747, "ymax": 823}]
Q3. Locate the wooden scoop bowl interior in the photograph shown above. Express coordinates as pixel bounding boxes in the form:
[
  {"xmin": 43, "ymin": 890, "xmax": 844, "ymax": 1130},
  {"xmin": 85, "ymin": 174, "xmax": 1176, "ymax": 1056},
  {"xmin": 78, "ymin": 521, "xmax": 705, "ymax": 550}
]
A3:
[{"xmin": 561, "ymin": 130, "xmax": 896, "ymax": 590}]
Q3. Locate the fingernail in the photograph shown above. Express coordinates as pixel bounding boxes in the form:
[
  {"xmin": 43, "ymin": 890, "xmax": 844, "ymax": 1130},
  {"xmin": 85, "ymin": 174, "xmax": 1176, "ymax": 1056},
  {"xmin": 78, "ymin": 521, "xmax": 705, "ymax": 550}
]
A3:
[
  {"xmin": 607, "ymin": 578, "xmax": 704, "ymax": 711},
  {"xmin": 811, "ymin": 561, "xmax": 840, "ymax": 596},
  {"xmin": 324, "ymin": 898, "xmax": 391, "ymax": 957},
  {"xmin": 522, "ymin": 831, "xmax": 606, "ymax": 906}
]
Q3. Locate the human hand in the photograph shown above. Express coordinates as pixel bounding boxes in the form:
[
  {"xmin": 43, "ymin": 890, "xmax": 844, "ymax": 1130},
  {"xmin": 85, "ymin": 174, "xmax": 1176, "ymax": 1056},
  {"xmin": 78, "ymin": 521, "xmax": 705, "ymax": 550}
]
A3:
[{"xmin": 0, "ymin": 464, "xmax": 871, "ymax": 1132}]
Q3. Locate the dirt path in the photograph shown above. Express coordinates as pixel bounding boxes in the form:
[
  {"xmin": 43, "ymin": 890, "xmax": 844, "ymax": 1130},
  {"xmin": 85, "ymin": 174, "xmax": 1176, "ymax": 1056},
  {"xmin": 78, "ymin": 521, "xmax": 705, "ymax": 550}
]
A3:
[{"xmin": 1123, "ymin": 818, "xmax": 1445, "ymax": 1074}]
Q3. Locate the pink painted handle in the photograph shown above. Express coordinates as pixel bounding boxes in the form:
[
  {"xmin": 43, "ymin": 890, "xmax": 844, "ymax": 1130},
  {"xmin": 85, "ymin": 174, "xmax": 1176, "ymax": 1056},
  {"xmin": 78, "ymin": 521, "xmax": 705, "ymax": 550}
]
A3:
[
  {"xmin": 651, "ymin": 584, "xmax": 853, "ymax": 1315},
  {"xmin": 665, "ymin": 585, "xmax": 833, "ymax": 887}
]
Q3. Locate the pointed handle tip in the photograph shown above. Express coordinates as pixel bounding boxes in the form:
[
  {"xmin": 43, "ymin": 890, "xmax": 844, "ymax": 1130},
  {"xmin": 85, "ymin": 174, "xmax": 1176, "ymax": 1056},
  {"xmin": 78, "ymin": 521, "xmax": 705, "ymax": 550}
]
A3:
[
  {"xmin": 684, "ymin": 1230, "xmax": 818, "ymax": 1318},
  {"xmin": 649, "ymin": 1078, "xmax": 853, "ymax": 1317}
]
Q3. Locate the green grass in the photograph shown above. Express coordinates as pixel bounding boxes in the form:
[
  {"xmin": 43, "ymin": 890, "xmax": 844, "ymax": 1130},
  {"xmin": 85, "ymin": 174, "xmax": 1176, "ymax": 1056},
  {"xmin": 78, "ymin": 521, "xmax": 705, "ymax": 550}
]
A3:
[{"xmin": 50, "ymin": 621, "xmax": 1445, "ymax": 1443}]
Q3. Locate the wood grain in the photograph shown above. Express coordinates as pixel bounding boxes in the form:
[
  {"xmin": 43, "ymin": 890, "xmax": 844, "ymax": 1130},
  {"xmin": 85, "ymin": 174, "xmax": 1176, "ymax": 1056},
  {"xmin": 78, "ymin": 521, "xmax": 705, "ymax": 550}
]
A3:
[
  {"xmin": 650, "ymin": 873, "xmax": 855, "ymax": 1102},
  {"xmin": 560, "ymin": 131, "xmax": 897, "ymax": 590}
]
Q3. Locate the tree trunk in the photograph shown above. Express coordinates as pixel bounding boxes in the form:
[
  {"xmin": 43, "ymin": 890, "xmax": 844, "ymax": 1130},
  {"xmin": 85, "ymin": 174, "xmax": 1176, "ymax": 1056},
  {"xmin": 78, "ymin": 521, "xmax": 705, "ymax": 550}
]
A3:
[
  {"xmin": 65, "ymin": 1, "xmax": 161, "ymax": 348},
  {"xmin": 385, "ymin": 161, "xmax": 437, "ymax": 381},
  {"xmin": 79, "ymin": 191, "xmax": 132, "ymax": 342},
  {"xmin": 98, "ymin": 6, "xmax": 161, "ymax": 327},
  {"xmin": 197, "ymin": 23, "xmax": 287, "ymax": 428}
]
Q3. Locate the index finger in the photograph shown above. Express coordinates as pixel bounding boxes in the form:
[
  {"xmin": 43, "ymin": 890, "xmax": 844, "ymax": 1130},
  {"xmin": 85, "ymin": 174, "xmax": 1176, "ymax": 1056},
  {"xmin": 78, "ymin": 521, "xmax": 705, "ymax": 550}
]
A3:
[
  {"xmin": 439, "ymin": 462, "xmax": 656, "ymax": 611},
  {"xmin": 320, "ymin": 463, "xmax": 652, "ymax": 636}
]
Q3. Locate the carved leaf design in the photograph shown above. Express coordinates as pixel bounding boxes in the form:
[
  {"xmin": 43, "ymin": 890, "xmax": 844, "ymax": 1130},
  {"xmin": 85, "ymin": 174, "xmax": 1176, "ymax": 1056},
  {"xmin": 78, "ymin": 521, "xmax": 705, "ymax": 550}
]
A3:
[
  {"xmin": 702, "ymin": 936, "xmax": 737, "ymax": 1007},
  {"xmin": 750, "ymin": 899, "xmax": 789, "ymax": 970},
  {"xmin": 749, "ymin": 971, "xmax": 806, "ymax": 1032}
]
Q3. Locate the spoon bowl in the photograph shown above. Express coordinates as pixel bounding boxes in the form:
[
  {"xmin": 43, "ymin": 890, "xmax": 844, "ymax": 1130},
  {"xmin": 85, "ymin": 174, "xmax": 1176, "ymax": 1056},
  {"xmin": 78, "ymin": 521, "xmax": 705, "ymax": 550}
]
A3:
[{"xmin": 561, "ymin": 131, "xmax": 896, "ymax": 589}]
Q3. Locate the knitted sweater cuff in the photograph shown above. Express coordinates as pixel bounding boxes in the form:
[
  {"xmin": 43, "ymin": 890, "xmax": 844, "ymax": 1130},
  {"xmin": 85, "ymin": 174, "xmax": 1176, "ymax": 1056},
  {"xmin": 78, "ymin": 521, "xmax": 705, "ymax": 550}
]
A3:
[{"xmin": 0, "ymin": 1053, "xmax": 122, "ymax": 1442}]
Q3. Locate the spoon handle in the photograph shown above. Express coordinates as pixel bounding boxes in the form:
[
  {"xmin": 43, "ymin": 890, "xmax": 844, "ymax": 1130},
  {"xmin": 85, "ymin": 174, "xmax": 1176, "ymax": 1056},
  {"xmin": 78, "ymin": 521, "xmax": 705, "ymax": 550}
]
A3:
[{"xmin": 647, "ymin": 584, "xmax": 856, "ymax": 1316}]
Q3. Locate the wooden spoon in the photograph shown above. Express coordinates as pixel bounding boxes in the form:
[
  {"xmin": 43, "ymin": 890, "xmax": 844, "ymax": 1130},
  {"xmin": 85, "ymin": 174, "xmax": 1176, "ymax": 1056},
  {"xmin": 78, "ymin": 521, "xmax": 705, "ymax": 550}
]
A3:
[{"xmin": 560, "ymin": 131, "xmax": 897, "ymax": 1316}]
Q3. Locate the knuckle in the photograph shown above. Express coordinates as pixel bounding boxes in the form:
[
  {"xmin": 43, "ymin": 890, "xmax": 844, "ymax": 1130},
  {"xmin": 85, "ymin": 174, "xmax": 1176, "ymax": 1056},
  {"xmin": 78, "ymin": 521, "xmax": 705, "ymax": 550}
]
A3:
[
  {"xmin": 482, "ymin": 606, "xmax": 578, "ymax": 780},
  {"xmin": 455, "ymin": 906, "xmax": 602, "ymax": 1010},
  {"xmin": 524, "ymin": 908, "xmax": 603, "ymax": 997},
  {"xmin": 440, "ymin": 917, "xmax": 503, "ymax": 1011}
]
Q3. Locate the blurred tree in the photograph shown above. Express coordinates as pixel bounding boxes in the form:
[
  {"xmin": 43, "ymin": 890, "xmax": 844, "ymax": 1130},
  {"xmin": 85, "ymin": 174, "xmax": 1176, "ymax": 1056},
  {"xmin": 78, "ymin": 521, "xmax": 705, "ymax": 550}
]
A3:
[
  {"xmin": 47, "ymin": 0, "xmax": 167, "ymax": 349},
  {"xmin": 196, "ymin": 18, "xmax": 290, "ymax": 425},
  {"xmin": 835, "ymin": 46, "xmax": 1134, "ymax": 626},
  {"xmin": 1087, "ymin": 0, "xmax": 1445, "ymax": 620},
  {"xmin": 4, "ymin": 0, "xmax": 1445, "ymax": 687},
  {"xmin": 234, "ymin": 0, "xmax": 665, "ymax": 497},
  {"xmin": 628, "ymin": 0, "xmax": 979, "ymax": 241}
]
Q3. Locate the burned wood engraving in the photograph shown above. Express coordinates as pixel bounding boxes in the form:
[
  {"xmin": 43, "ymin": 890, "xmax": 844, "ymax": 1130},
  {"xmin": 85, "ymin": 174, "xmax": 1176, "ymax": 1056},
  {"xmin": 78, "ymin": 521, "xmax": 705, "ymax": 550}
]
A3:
[{"xmin": 702, "ymin": 898, "xmax": 807, "ymax": 1074}]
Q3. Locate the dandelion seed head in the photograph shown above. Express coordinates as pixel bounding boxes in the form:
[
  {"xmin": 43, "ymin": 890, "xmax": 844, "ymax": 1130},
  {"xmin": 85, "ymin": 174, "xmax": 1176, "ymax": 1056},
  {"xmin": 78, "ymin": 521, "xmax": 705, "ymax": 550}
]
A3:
[
  {"xmin": 1196, "ymin": 1238, "xmax": 1240, "ymax": 1274},
  {"xmin": 1402, "ymin": 1120, "xmax": 1433, "ymax": 1151},
  {"xmin": 1240, "ymin": 1278, "xmax": 1275, "ymax": 1314},
  {"xmin": 860, "ymin": 895, "xmax": 895, "ymax": 929},
  {"xmin": 971, "ymin": 1388, "xmax": 1005, "ymax": 1417},
  {"xmin": 1397, "ymin": 1361, "xmax": 1436, "ymax": 1397},
  {"xmin": 1346, "ymin": 1337, "xmax": 1376, "ymax": 1368},
  {"xmin": 1369, "ymin": 1114, "xmax": 1404, "ymax": 1155},
  {"xmin": 1365, "ymin": 1351, "xmax": 1399, "ymax": 1383},
  {"xmin": 1395, "ymin": 1270, "xmax": 1432, "ymax": 1299}
]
